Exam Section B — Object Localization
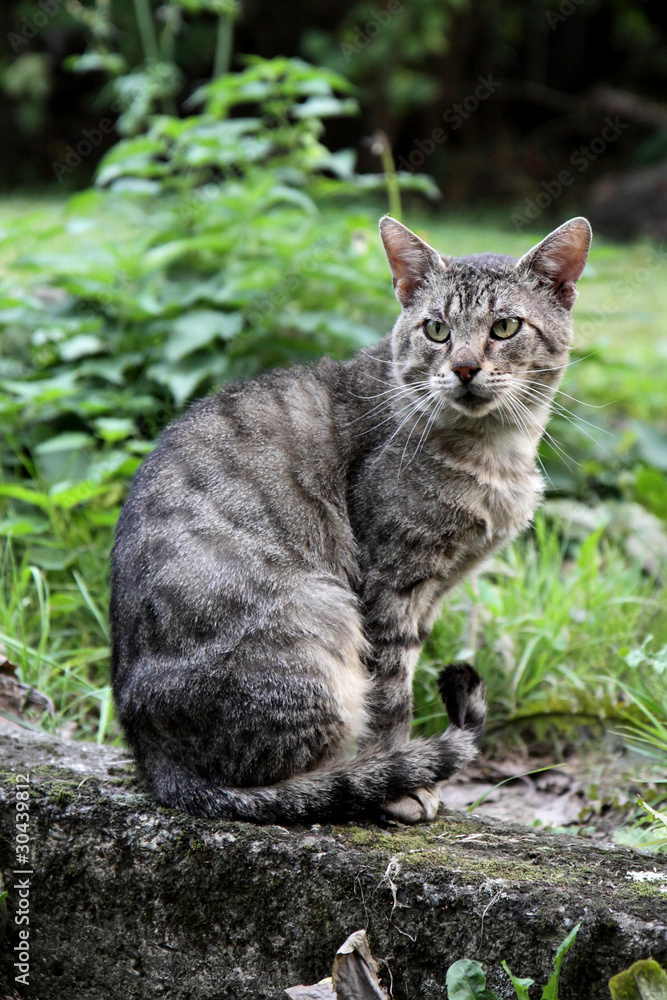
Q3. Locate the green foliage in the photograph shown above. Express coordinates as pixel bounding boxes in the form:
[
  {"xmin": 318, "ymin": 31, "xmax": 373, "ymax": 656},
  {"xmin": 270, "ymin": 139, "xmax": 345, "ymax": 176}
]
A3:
[
  {"xmin": 446, "ymin": 959, "xmax": 504, "ymax": 999},
  {"xmin": 446, "ymin": 924, "xmax": 580, "ymax": 1000},
  {"xmin": 0, "ymin": 55, "xmax": 413, "ymax": 736},
  {"xmin": 415, "ymin": 514, "xmax": 664, "ymax": 741}
]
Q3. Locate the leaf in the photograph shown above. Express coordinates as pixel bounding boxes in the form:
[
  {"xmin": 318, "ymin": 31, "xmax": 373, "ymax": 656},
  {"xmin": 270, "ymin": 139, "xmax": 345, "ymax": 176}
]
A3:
[
  {"xmin": 540, "ymin": 923, "xmax": 581, "ymax": 1000},
  {"xmin": 609, "ymin": 959, "xmax": 667, "ymax": 1000},
  {"xmin": 331, "ymin": 929, "xmax": 389, "ymax": 1000},
  {"xmin": 292, "ymin": 96, "xmax": 358, "ymax": 119},
  {"xmin": 284, "ymin": 930, "xmax": 388, "ymax": 1000},
  {"xmin": 0, "ymin": 485, "xmax": 51, "ymax": 510},
  {"xmin": 284, "ymin": 981, "xmax": 336, "ymax": 999},
  {"xmin": 59, "ymin": 334, "xmax": 105, "ymax": 362},
  {"xmin": 93, "ymin": 417, "xmax": 136, "ymax": 442},
  {"xmin": 164, "ymin": 310, "xmax": 243, "ymax": 361},
  {"xmin": 148, "ymin": 355, "xmax": 229, "ymax": 406},
  {"xmin": 638, "ymin": 797, "xmax": 667, "ymax": 829},
  {"xmin": 33, "ymin": 432, "xmax": 94, "ymax": 456},
  {"xmin": 0, "ymin": 657, "xmax": 55, "ymax": 718},
  {"xmin": 501, "ymin": 960, "xmax": 534, "ymax": 999},
  {"xmin": 633, "ymin": 423, "xmax": 667, "ymax": 472},
  {"xmin": 0, "ymin": 516, "xmax": 49, "ymax": 537},
  {"xmin": 446, "ymin": 959, "xmax": 504, "ymax": 1000}
]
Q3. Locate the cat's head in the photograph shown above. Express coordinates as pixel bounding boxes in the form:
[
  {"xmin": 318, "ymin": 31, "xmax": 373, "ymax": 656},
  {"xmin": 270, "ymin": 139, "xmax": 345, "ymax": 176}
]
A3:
[{"xmin": 379, "ymin": 216, "xmax": 591, "ymax": 429}]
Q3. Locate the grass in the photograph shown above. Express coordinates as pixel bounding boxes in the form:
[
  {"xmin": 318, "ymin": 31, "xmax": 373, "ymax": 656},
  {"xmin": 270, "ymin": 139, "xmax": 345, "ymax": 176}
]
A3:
[
  {"xmin": 414, "ymin": 513, "xmax": 666, "ymax": 740},
  {"xmin": 0, "ymin": 198, "xmax": 665, "ymax": 776}
]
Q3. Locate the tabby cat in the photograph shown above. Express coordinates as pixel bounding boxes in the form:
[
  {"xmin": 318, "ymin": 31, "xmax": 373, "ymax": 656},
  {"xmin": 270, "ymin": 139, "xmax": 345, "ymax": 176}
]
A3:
[{"xmin": 110, "ymin": 215, "xmax": 591, "ymax": 824}]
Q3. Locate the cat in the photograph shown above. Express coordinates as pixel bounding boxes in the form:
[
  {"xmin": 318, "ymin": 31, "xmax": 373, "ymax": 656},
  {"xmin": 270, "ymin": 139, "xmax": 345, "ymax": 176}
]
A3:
[{"xmin": 110, "ymin": 215, "xmax": 591, "ymax": 825}]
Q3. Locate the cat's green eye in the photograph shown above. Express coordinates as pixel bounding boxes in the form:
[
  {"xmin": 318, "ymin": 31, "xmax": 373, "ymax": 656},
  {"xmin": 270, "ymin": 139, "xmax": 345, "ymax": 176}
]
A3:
[
  {"xmin": 491, "ymin": 317, "xmax": 522, "ymax": 339},
  {"xmin": 424, "ymin": 319, "xmax": 451, "ymax": 343}
]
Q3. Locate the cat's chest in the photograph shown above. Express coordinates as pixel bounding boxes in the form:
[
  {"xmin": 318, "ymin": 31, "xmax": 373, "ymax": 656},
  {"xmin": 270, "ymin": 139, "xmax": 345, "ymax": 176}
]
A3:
[{"xmin": 354, "ymin": 444, "xmax": 542, "ymax": 586}]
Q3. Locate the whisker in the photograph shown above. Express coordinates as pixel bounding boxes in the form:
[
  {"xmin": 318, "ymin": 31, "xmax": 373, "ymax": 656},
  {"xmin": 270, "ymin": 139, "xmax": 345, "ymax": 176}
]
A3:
[
  {"xmin": 397, "ymin": 392, "xmax": 438, "ymax": 476},
  {"xmin": 514, "ymin": 381, "xmax": 613, "ymax": 446},
  {"xmin": 370, "ymin": 395, "xmax": 433, "ymax": 466},
  {"xmin": 355, "ymin": 389, "xmax": 431, "ymax": 439},
  {"xmin": 511, "ymin": 396, "xmax": 579, "ymax": 470},
  {"xmin": 403, "ymin": 395, "xmax": 446, "ymax": 474},
  {"xmin": 501, "ymin": 393, "xmax": 555, "ymax": 489},
  {"xmin": 519, "ymin": 379, "xmax": 612, "ymax": 410},
  {"xmin": 510, "ymin": 354, "xmax": 594, "ymax": 377},
  {"xmin": 344, "ymin": 381, "xmax": 433, "ymax": 428}
]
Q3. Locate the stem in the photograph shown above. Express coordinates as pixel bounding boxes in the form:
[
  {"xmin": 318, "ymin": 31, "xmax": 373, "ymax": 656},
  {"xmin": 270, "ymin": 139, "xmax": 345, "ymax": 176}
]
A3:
[
  {"xmin": 213, "ymin": 13, "xmax": 233, "ymax": 79},
  {"xmin": 132, "ymin": 0, "xmax": 159, "ymax": 64},
  {"xmin": 372, "ymin": 131, "xmax": 402, "ymax": 221}
]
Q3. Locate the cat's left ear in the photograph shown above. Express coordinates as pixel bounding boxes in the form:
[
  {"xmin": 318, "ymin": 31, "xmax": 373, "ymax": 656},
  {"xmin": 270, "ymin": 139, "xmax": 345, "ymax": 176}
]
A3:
[
  {"xmin": 380, "ymin": 216, "xmax": 448, "ymax": 308},
  {"xmin": 516, "ymin": 217, "xmax": 592, "ymax": 309}
]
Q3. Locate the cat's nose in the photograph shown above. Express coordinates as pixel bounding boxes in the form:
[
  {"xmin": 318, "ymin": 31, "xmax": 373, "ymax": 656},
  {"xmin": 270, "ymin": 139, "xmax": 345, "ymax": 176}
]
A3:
[{"xmin": 451, "ymin": 361, "xmax": 481, "ymax": 382}]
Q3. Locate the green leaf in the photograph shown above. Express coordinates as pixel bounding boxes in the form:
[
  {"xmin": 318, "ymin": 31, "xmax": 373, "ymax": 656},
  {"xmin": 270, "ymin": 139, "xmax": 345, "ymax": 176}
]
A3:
[
  {"xmin": 633, "ymin": 422, "xmax": 667, "ymax": 472},
  {"xmin": 148, "ymin": 355, "xmax": 228, "ymax": 406},
  {"xmin": 540, "ymin": 923, "xmax": 580, "ymax": 1000},
  {"xmin": 93, "ymin": 417, "xmax": 136, "ymax": 442},
  {"xmin": 0, "ymin": 516, "xmax": 50, "ymax": 537},
  {"xmin": 446, "ymin": 959, "xmax": 503, "ymax": 1000},
  {"xmin": 292, "ymin": 96, "xmax": 358, "ymax": 119},
  {"xmin": 501, "ymin": 961, "xmax": 534, "ymax": 999},
  {"xmin": 0, "ymin": 485, "xmax": 50, "ymax": 510},
  {"xmin": 609, "ymin": 959, "xmax": 667, "ymax": 1000},
  {"xmin": 33, "ymin": 433, "xmax": 94, "ymax": 456},
  {"xmin": 164, "ymin": 310, "xmax": 243, "ymax": 361}
]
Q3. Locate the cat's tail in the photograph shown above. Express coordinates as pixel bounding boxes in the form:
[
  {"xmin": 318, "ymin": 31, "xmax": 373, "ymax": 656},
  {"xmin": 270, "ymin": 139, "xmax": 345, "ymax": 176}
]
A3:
[{"xmin": 144, "ymin": 663, "xmax": 486, "ymax": 824}]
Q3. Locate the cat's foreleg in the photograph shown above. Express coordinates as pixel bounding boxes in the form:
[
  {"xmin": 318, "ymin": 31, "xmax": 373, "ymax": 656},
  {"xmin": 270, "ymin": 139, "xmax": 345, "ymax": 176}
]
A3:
[{"xmin": 362, "ymin": 635, "xmax": 418, "ymax": 746}]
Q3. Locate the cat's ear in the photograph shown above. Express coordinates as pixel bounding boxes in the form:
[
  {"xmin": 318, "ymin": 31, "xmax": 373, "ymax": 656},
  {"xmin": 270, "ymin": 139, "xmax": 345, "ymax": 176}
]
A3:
[
  {"xmin": 380, "ymin": 217, "xmax": 447, "ymax": 308},
  {"xmin": 517, "ymin": 217, "xmax": 592, "ymax": 309}
]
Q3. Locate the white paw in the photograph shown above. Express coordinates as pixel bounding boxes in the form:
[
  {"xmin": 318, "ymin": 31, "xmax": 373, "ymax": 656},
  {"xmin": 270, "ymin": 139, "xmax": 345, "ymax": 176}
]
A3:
[{"xmin": 381, "ymin": 786, "xmax": 441, "ymax": 824}]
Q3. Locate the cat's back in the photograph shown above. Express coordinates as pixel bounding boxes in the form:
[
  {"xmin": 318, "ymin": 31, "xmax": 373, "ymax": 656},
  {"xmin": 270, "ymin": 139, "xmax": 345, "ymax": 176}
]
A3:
[{"xmin": 111, "ymin": 359, "xmax": 357, "ymax": 608}]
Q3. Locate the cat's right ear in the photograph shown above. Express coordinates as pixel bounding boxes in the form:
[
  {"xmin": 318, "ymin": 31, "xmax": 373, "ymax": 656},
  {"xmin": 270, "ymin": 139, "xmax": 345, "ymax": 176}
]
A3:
[{"xmin": 379, "ymin": 217, "xmax": 447, "ymax": 308}]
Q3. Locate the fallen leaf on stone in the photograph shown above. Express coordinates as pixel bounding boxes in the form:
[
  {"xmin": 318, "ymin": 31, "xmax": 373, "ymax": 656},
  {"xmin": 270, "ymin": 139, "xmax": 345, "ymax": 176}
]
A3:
[
  {"xmin": 284, "ymin": 980, "xmax": 336, "ymax": 999},
  {"xmin": 285, "ymin": 930, "xmax": 389, "ymax": 1000},
  {"xmin": 332, "ymin": 930, "xmax": 389, "ymax": 1000},
  {"xmin": 0, "ymin": 655, "xmax": 55, "ymax": 718}
]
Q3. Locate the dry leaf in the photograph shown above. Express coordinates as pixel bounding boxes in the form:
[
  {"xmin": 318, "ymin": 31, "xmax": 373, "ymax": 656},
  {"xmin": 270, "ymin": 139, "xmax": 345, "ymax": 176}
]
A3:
[
  {"xmin": 0, "ymin": 656, "xmax": 55, "ymax": 718},
  {"xmin": 285, "ymin": 931, "xmax": 389, "ymax": 1000},
  {"xmin": 285, "ymin": 980, "xmax": 336, "ymax": 999},
  {"xmin": 332, "ymin": 930, "xmax": 389, "ymax": 1000}
]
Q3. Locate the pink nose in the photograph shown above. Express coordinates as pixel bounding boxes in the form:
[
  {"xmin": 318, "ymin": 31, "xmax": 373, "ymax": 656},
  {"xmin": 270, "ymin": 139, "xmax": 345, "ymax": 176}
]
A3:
[{"xmin": 451, "ymin": 363, "xmax": 480, "ymax": 382}]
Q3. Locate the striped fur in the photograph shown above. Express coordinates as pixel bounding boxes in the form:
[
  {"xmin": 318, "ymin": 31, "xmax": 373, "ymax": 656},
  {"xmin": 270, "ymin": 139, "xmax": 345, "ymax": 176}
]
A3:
[{"xmin": 110, "ymin": 217, "xmax": 591, "ymax": 824}]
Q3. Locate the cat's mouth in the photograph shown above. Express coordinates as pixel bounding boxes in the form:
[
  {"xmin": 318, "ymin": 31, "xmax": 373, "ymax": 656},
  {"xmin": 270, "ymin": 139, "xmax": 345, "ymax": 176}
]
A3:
[{"xmin": 448, "ymin": 384, "xmax": 498, "ymax": 416}]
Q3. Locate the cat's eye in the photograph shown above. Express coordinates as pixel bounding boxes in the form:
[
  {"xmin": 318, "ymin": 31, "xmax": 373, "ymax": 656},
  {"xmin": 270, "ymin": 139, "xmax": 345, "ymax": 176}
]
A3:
[
  {"xmin": 424, "ymin": 319, "xmax": 451, "ymax": 343},
  {"xmin": 491, "ymin": 317, "xmax": 522, "ymax": 339}
]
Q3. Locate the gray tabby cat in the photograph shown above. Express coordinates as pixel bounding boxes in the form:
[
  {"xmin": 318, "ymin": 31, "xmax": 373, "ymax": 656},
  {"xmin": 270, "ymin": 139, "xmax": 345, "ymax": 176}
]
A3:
[{"xmin": 110, "ymin": 215, "xmax": 591, "ymax": 824}]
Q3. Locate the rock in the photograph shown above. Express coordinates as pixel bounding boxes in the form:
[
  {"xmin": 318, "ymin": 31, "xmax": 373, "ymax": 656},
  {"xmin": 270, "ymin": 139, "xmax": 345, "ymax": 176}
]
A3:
[{"xmin": 0, "ymin": 728, "xmax": 666, "ymax": 1000}]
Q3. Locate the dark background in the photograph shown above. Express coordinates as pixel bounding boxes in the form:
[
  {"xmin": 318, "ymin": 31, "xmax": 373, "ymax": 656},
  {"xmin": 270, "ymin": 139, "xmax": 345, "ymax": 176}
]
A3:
[{"xmin": 2, "ymin": 0, "xmax": 667, "ymax": 230}]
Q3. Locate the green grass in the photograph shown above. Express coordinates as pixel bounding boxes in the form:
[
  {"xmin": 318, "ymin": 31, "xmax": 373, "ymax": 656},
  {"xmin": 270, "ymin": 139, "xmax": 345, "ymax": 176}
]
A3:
[{"xmin": 414, "ymin": 513, "xmax": 666, "ymax": 742}]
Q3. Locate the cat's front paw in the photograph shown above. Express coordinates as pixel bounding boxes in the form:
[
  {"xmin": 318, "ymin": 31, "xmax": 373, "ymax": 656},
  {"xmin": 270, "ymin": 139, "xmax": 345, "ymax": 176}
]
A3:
[{"xmin": 381, "ymin": 786, "xmax": 441, "ymax": 824}]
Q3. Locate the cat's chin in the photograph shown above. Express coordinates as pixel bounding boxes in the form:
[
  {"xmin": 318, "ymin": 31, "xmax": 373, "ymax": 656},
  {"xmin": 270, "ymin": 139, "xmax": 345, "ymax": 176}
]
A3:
[{"xmin": 446, "ymin": 392, "xmax": 499, "ymax": 418}]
